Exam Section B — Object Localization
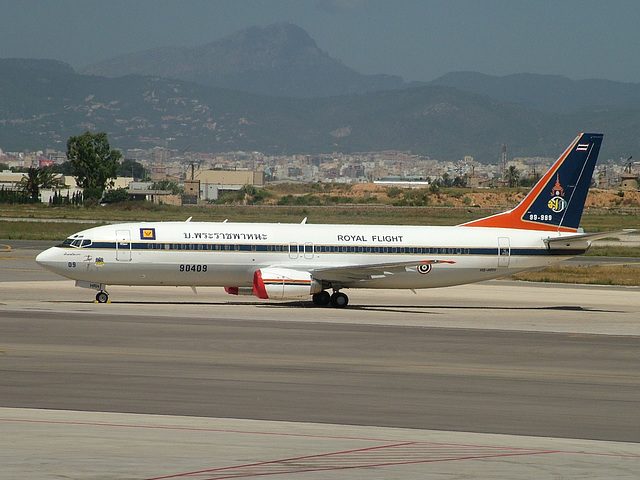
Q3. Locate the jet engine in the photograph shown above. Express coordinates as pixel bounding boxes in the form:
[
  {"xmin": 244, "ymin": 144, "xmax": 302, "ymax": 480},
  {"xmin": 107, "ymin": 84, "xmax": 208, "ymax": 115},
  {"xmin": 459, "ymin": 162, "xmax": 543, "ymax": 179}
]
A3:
[{"xmin": 252, "ymin": 268, "xmax": 322, "ymax": 300}]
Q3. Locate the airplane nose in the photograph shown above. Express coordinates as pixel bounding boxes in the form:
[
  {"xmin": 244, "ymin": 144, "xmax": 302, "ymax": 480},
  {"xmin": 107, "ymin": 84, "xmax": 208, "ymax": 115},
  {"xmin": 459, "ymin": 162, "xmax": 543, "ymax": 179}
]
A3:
[{"xmin": 35, "ymin": 247, "xmax": 63, "ymax": 272}]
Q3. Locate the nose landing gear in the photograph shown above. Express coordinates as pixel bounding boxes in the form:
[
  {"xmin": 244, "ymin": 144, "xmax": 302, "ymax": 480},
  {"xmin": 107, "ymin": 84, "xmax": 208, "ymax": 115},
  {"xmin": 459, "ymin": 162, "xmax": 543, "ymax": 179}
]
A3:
[{"xmin": 95, "ymin": 290, "xmax": 109, "ymax": 303}]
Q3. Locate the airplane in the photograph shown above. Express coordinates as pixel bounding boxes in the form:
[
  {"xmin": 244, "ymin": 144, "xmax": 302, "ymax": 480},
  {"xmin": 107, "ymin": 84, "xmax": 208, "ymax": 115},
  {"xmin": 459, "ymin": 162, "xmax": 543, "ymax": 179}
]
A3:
[{"xmin": 36, "ymin": 133, "xmax": 619, "ymax": 308}]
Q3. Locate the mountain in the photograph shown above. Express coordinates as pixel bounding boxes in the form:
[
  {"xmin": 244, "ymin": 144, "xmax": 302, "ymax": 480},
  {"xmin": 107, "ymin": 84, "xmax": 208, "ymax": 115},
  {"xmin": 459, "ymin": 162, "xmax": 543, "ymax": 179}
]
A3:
[
  {"xmin": 430, "ymin": 72, "xmax": 640, "ymax": 114},
  {"xmin": 2, "ymin": 59, "xmax": 640, "ymax": 162},
  {"xmin": 80, "ymin": 21, "xmax": 640, "ymax": 113},
  {"xmin": 81, "ymin": 22, "xmax": 406, "ymax": 98}
]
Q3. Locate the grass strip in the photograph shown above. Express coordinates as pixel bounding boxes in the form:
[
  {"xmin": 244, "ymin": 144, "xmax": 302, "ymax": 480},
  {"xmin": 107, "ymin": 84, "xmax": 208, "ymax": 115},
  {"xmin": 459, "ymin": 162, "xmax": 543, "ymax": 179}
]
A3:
[{"xmin": 512, "ymin": 265, "xmax": 640, "ymax": 287}]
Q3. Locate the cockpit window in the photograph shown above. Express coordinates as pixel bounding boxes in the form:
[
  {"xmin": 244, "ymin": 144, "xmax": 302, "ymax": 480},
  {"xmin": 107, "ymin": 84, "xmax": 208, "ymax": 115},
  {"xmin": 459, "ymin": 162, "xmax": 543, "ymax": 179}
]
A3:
[{"xmin": 57, "ymin": 236, "xmax": 92, "ymax": 248}]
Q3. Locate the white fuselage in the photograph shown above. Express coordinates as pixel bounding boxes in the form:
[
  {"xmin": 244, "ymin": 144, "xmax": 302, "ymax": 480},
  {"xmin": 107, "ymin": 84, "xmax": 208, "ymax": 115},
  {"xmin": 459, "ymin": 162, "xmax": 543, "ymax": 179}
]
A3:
[{"xmin": 36, "ymin": 221, "xmax": 581, "ymax": 291}]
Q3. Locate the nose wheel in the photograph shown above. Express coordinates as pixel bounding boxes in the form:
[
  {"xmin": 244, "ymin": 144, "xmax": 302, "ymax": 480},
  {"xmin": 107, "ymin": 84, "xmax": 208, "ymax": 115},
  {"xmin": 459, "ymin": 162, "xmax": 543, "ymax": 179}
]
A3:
[{"xmin": 95, "ymin": 291, "xmax": 109, "ymax": 303}]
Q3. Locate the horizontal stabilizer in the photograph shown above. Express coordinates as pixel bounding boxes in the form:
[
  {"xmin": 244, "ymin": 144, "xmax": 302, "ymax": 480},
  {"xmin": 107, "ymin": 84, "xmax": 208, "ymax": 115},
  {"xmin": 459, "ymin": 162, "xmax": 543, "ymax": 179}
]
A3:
[{"xmin": 544, "ymin": 230, "xmax": 636, "ymax": 251}]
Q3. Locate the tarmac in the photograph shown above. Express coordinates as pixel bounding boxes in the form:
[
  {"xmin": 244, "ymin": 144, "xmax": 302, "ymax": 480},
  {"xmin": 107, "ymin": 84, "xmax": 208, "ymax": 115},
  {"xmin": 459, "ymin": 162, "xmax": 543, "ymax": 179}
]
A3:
[
  {"xmin": 1, "ymin": 241, "xmax": 639, "ymax": 479},
  {"xmin": 3, "ymin": 408, "xmax": 640, "ymax": 480}
]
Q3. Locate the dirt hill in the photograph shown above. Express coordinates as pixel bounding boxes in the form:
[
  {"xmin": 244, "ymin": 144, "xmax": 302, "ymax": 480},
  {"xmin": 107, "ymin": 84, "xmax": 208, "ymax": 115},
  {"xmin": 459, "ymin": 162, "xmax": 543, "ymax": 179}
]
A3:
[{"xmin": 347, "ymin": 184, "xmax": 640, "ymax": 209}]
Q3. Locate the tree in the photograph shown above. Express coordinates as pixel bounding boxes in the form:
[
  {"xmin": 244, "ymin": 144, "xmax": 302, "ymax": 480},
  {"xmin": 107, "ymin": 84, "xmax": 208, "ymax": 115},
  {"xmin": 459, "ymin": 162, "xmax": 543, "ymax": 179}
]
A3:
[
  {"xmin": 102, "ymin": 187, "xmax": 132, "ymax": 204},
  {"xmin": 441, "ymin": 172, "xmax": 452, "ymax": 187},
  {"xmin": 506, "ymin": 166, "xmax": 520, "ymax": 188},
  {"xmin": 152, "ymin": 179, "xmax": 183, "ymax": 194},
  {"xmin": 66, "ymin": 131, "xmax": 121, "ymax": 201},
  {"xmin": 50, "ymin": 161, "xmax": 75, "ymax": 175},
  {"xmin": 17, "ymin": 167, "xmax": 65, "ymax": 202},
  {"xmin": 118, "ymin": 159, "xmax": 147, "ymax": 180},
  {"xmin": 453, "ymin": 175, "xmax": 467, "ymax": 187},
  {"xmin": 520, "ymin": 171, "xmax": 541, "ymax": 188}
]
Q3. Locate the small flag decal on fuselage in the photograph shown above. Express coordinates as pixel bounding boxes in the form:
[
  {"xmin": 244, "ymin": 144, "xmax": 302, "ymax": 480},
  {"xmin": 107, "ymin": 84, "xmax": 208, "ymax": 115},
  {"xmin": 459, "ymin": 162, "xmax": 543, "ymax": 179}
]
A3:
[
  {"xmin": 140, "ymin": 228, "xmax": 156, "ymax": 240},
  {"xmin": 576, "ymin": 143, "xmax": 589, "ymax": 151}
]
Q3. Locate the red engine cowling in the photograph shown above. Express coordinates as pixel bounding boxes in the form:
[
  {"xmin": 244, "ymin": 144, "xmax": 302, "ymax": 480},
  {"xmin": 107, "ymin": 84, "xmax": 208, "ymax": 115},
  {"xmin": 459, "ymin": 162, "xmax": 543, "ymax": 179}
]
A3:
[{"xmin": 252, "ymin": 268, "xmax": 322, "ymax": 300}]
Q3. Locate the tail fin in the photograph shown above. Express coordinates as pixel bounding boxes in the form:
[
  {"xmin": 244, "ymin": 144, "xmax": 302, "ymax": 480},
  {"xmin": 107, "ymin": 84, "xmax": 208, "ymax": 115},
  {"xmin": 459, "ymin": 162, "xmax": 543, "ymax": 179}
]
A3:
[{"xmin": 461, "ymin": 133, "xmax": 603, "ymax": 232}]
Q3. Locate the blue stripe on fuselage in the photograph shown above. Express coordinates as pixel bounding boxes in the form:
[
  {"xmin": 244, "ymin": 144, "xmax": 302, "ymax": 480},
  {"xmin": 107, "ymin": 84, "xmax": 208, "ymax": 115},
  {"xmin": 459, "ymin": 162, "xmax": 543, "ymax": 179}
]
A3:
[{"xmin": 55, "ymin": 242, "xmax": 585, "ymax": 257}]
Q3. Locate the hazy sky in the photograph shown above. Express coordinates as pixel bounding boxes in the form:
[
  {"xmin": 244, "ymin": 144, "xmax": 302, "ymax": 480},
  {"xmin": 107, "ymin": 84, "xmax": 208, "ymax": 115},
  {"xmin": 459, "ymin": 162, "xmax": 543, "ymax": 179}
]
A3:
[{"xmin": 2, "ymin": 0, "xmax": 640, "ymax": 83}]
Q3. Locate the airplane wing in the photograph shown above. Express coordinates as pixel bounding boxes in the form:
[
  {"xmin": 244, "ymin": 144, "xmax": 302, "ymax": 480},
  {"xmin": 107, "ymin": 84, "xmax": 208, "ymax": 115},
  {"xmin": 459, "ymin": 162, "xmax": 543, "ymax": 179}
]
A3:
[
  {"xmin": 544, "ymin": 229, "xmax": 636, "ymax": 251},
  {"xmin": 310, "ymin": 259, "xmax": 455, "ymax": 284}
]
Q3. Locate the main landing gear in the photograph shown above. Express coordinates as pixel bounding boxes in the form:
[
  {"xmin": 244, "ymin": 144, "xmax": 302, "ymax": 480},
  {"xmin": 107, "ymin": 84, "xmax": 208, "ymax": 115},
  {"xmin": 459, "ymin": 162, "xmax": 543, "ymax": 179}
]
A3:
[{"xmin": 312, "ymin": 290, "xmax": 349, "ymax": 308}]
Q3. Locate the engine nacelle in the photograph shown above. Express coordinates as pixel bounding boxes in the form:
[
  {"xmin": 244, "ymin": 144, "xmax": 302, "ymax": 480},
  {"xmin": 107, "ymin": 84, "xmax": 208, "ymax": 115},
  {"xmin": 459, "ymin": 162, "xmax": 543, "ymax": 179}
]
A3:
[{"xmin": 253, "ymin": 268, "xmax": 322, "ymax": 300}]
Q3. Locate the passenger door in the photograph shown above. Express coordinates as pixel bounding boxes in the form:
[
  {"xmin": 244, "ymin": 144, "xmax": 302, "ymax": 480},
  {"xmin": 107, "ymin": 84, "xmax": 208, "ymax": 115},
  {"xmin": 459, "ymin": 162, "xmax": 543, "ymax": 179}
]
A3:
[{"xmin": 116, "ymin": 230, "xmax": 132, "ymax": 262}]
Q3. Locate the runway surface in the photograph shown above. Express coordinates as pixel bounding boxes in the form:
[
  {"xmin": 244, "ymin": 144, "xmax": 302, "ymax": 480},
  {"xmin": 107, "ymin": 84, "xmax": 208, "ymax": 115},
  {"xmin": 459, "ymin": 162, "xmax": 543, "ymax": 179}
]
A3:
[{"xmin": 1, "ymin": 241, "xmax": 640, "ymax": 479}]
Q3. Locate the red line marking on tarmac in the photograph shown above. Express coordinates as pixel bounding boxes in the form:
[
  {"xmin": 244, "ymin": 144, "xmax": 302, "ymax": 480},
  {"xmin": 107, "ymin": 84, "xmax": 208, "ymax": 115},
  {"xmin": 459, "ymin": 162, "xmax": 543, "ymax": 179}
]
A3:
[
  {"xmin": 1, "ymin": 416, "xmax": 634, "ymax": 454},
  {"xmin": 145, "ymin": 443, "xmax": 559, "ymax": 480}
]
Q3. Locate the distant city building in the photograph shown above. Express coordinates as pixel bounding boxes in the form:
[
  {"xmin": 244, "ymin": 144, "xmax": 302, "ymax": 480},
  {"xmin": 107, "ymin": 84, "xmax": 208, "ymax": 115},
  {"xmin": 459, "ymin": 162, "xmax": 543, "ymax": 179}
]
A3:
[
  {"xmin": 194, "ymin": 170, "xmax": 265, "ymax": 201},
  {"xmin": 620, "ymin": 162, "xmax": 639, "ymax": 190},
  {"xmin": 1, "ymin": 143, "xmax": 632, "ymax": 204}
]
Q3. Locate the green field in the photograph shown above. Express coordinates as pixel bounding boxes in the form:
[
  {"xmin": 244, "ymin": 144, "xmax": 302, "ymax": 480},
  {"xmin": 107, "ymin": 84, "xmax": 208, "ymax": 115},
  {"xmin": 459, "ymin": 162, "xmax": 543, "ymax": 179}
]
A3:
[
  {"xmin": 1, "ymin": 202, "xmax": 637, "ymax": 239},
  {"xmin": 513, "ymin": 265, "xmax": 640, "ymax": 287},
  {"xmin": 1, "ymin": 202, "xmax": 638, "ymax": 227}
]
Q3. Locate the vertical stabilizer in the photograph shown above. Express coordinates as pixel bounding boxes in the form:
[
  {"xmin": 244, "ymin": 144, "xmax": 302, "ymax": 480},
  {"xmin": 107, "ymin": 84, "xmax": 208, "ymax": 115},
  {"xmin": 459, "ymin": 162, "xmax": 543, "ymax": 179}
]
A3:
[{"xmin": 461, "ymin": 133, "xmax": 603, "ymax": 232}]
